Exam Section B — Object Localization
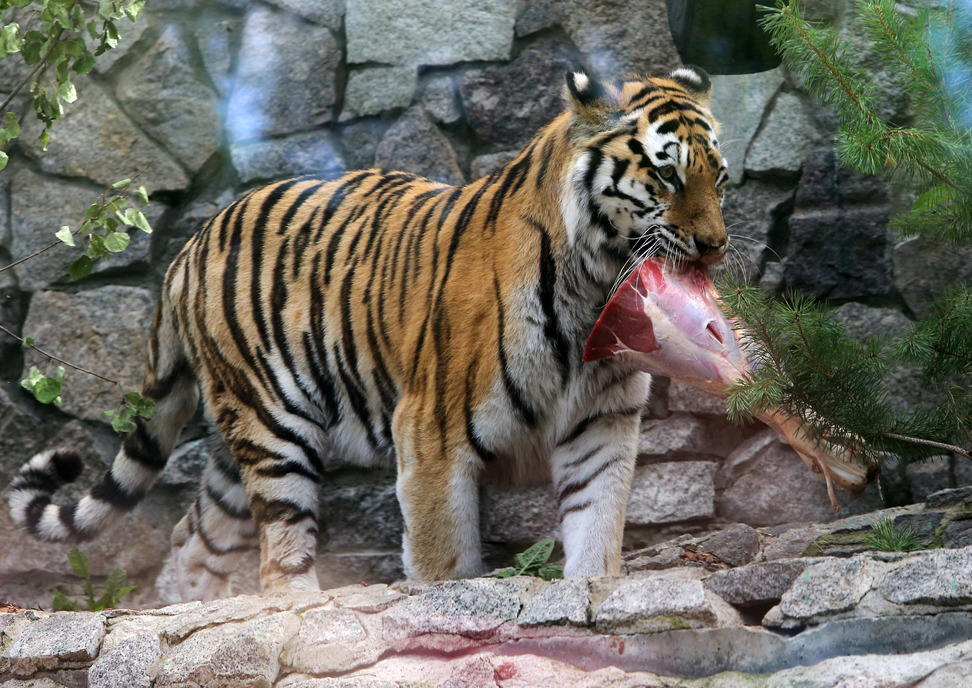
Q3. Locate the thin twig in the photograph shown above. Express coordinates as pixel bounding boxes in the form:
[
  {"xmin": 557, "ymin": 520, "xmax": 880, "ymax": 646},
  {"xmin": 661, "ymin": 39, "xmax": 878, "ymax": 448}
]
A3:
[
  {"xmin": 0, "ymin": 239, "xmax": 62, "ymax": 274},
  {"xmin": 0, "ymin": 323, "xmax": 118, "ymax": 385},
  {"xmin": 0, "ymin": 27, "xmax": 65, "ymax": 116},
  {"xmin": 883, "ymin": 431, "xmax": 972, "ymax": 460}
]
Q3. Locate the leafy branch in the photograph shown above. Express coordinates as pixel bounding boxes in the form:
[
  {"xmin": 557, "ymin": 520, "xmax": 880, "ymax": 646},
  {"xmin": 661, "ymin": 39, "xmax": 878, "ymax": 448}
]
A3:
[
  {"xmin": 491, "ymin": 539, "xmax": 565, "ymax": 580},
  {"xmin": 52, "ymin": 548, "xmax": 136, "ymax": 612}
]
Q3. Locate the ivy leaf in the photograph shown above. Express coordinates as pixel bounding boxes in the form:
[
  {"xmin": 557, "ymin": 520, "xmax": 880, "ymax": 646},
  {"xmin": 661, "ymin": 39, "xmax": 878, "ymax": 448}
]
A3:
[
  {"xmin": 104, "ymin": 230, "xmax": 130, "ymax": 253},
  {"xmin": 69, "ymin": 255, "xmax": 94, "ymax": 280},
  {"xmin": 55, "ymin": 225, "xmax": 76, "ymax": 246},
  {"xmin": 513, "ymin": 538, "xmax": 555, "ymax": 574}
]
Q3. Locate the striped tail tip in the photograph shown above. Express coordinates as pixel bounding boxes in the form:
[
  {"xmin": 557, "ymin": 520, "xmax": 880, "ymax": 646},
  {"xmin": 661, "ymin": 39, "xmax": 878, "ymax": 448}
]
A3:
[{"xmin": 7, "ymin": 449, "xmax": 86, "ymax": 541}]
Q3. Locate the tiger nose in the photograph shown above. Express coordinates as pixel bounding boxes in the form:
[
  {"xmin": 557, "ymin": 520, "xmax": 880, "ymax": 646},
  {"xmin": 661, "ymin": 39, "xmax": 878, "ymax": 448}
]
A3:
[{"xmin": 694, "ymin": 236, "xmax": 728, "ymax": 263}]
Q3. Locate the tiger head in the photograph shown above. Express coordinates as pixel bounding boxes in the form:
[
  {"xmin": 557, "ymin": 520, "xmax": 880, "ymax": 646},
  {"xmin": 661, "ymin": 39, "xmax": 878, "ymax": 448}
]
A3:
[{"xmin": 562, "ymin": 66, "xmax": 729, "ymax": 268}]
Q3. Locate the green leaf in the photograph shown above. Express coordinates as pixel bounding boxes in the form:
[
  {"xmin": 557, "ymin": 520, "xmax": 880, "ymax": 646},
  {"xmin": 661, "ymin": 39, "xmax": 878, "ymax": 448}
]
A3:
[
  {"xmin": 490, "ymin": 568, "xmax": 517, "ymax": 578},
  {"xmin": 536, "ymin": 565, "xmax": 565, "ymax": 581},
  {"xmin": 112, "ymin": 178, "xmax": 131, "ymax": 190},
  {"xmin": 124, "ymin": 0, "xmax": 146, "ymax": 21},
  {"xmin": 38, "ymin": 129, "xmax": 50, "ymax": 150},
  {"xmin": 513, "ymin": 538, "xmax": 555, "ymax": 574},
  {"xmin": 20, "ymin": 366, "xmax": 44, "ymax": 391},
  {"xmin": 67, "ymin": 548, "xmax": 90, "ymax": 580},
  {"xmin": 55, "ymin": 225, "xmax": 76, "ymax": 246},
  {"xmin": 72, "ymin": 51, "xmax": 96, "ymax": 74},
  {"xmin": 23, "ymin": 336, "xmax": 35, "ymax": 347},
  {"xmin": 136, "ymin": 185, "xmax": 149, "ymax": 205},
  {"xmin": 111, "ymin": 413, "xmax": 137, "ymax": 434},
  {"xmin": 56, "ymin": 79, "xmax": 77, "ymax": 103},
  {"xmin": 0, "ymin": 150, "xmax": 7, "ymax": 171},
  {"xmin": 130, "ymin": 209, "xmax": 151, "ymax": 233},
  {"xmin": 52, "ymin": 587, "xmax": 80, "ymax": 612},
  {"xmin": 33, "ymin": 375, "xmax": 62, "ymax": 404},
  {"xmin": 69, "ymin": 255, "xmax": 94, "ymax": 280},
  {"xmin": 104, "ymin": 230, "xmax": 130, "ymax": 253}
]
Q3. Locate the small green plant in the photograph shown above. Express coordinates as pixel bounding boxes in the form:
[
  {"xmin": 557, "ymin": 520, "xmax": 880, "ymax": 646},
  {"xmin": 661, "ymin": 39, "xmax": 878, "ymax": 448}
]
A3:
[
  {"xmin": 104, "ymin": 390, "xmax": 155, "ymax": 434},
  {"xmin": 864, "ymin": 518, "xmax": 924, "ymax": 553},
  {"xmin": 52, "ymin": 548, "xmax": 136, "ymax": 611},
  {"xmin": 491, "ymin": 538, "xmax": 565, "ymax": 581}
]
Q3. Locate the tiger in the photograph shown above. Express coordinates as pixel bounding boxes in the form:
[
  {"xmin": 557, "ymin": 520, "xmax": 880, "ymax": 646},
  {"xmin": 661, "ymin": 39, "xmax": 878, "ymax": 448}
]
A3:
[{"xmin": 7, "ymin": 65, "xmax": 729, "ymax": 601}]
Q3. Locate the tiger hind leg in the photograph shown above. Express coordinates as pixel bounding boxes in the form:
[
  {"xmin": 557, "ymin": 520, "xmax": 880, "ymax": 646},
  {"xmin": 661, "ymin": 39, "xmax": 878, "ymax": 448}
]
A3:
[{"xmin": 169, "ymin": 436, "xmax": 258, "ymax": 601}]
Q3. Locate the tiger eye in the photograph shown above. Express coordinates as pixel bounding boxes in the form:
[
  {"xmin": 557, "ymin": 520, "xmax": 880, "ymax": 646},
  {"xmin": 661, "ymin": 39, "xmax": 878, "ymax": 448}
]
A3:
[{"xmin": 658, "ymin": 165, "xmax": 676, "ymax": 180}]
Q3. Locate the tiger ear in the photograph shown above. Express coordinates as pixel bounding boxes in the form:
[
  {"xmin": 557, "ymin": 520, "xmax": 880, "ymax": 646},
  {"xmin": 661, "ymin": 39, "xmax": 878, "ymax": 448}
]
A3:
[
  {"xmin": 564, "ymin": 70, "xmax": 621, "ymax": 130},
  {"xmin": 669, "ymin": 65, "xmax": 712, "ymax": 110}
]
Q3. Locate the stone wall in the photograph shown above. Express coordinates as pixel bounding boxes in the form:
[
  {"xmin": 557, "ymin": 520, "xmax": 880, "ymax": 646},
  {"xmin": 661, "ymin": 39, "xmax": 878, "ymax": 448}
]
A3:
[{"xmin": 1, "ymin": 0, "xmax": 970, "ymax": 607}]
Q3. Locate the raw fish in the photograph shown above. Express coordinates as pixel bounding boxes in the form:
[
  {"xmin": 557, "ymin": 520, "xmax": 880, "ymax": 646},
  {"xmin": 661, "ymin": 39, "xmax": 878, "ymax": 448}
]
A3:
[{"xmin": 585, "ymin": 258, "xmax": 876, "ymax": 507}]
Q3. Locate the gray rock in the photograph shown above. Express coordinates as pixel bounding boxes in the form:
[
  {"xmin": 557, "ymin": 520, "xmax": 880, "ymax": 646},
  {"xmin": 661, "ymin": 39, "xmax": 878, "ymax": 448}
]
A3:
[
  {"xmin": 667, "ymin": 379, "xmax": 727, "ymax": 416},
  {"xmin": 943, "ymin": 519, "xmax": 972, "ymax": 549},
  {"xmin": 698, "ymin": 524, "xmax": 760, "ymax": 567},
  {"xmin": 227, "ymin": 7, "xmax": 340, "ymax": 142},
  {"xmin": 8, "ymin": 613, "xmax": 105, "ymax": 674},
  {"xmin": 716, "ymin": 181, "xmax": 794, "ymax": 283},
  {"xmin": 639, "ymin": 413, "xmax": 741, "ymax": 457},
  {"xmin": 316, "ymin": 552, "xmax": 405, "ymax": 590},
  {"xmin": 374, "ymin": 108, "xmax": 463, "ymax": 185},
  {"xmin": 460, "ymin": 42, "xmax": 575, "ymax": 149},
  {"xmin": 19, "ymin": 80, "xmax": 188, "ymax": 193},
  {"xmin": 320, "ymin": 484, "xmax": 403, "ymax": 550},
  {"xmin": 706, "ymin": 559, "xmax": 815, "ymax": 606},
  {"xmin": 480, "ymin": 482, "xmax": 559, "ymax": 544},
  {"xmin": 560, "ymin": 0, "xmax": 679, "ymax": 77},
  {"xmin": 194, "ymin": 14, "xmax": 243, "ymax": 96},
  {"xmin": 516, "ymin": 0, "xmax": 561, "ymax": 35},
  {"xmin": 879, "ymin": 548, "xmax": 972, "ymax": 606},
  {"xmin": 776, "ymin": 557, "xmax": 874, "ymax": 622},
  {"xmin": 339, "ymin": 120, "xmax": 385, "ymax": 172},
  {"xmin": 719, "ymin": 434, "xmax": 854, "ymax": 527},
  {"xmin": 265, "ymin": 0, "xmax": 345, "ymax": 29},
  {"xmin": 907, "ymin": 458, "xmax": 954, "ymax": 503},
  {"xmin": 382, "ymin": 578, "xmax": 525, "ymax": 640},
  {"xmin": 518, "ymin": 578, "xmax": 589, "ymax": 626},
  {"xmin": 283, "ymin": 607, "xmax": 380, "ymax": 675},
  {"xmin": 88, "ymin": 633, "xmax": 161, "ymax": 688},
  {"xmin": 626, "ymin": 462, "xmax": 717, "ymax": 525},
  {"xmin": 926, "ymin": 487, "xmax": 972, "ymax": 509},
  {"xmin": 346, "ymin": 0, "xmax": 517, "ymax": 66},
  {"xmin": 231, "ymin": 130, "xmax": 345, "ymax": 184},
  {"xmin": 341, "ymin": 66, "xmax": 417, "ymax": 121},
  {"xmin": 331, "ymin": 584, "xmax": 406, "ymax": 613},
  {"xmin": 710, "ymin": 69, "xmax": 785, "ymax": 184},
  {"xmin": 746, "ymin": 93, "xmax": 820, "ymax": 179},
  {"xmin": 21, "ymin": 287, "xmax": 154, "ymax": 423},
  {"xmin": 422, "ymin": 76, "xmax": 462, "ymax": 125},
  {"xmin": 595, "ymin": 576, "xmax": 718, "ymax": 633},
  {"xmin": 116, "ymin": 26, "xmax": 221, "ymax": 174},
  {"xmin": 155, "ymin": 611, "xmax": 300, "ymax": 687},
  {"xmin": 894, "ymin": 234, "xmax": 972, "ymax": 319},
  {"xmin": 784, "ymin": 149, "xmax": 894, "ymax": 300},
  {"xmin": 469, "ymin": 151, "xmax": 520, "ymax": 180},
  {"xmin": 91, "ymin": 12, "xmax": 152, "ymax": 73}
]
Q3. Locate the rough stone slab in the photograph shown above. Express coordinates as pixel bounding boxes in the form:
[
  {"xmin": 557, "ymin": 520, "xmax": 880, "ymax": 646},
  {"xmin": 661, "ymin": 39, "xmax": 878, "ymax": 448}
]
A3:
[
  {"xmin": 626, "ymin": 462, "xmax": 716, "ymax": 525},
  {"xmin": 480, "ymin": 482, "xmax": 559, "ymax": 544},
  {"xmin": 926, "ymin": 486, "xmax": 972, "ymax": 509},
  {"xmin": 19, "ymin": 80, "xmax": 187, "ymax": 193},
  {"xmin": 716, "ymin": 180, "xmax": 794, "ymax": 283},
  {"xmin": 193, "ymin": 14, "xmax": 242, "ymax": 96},
  {"xmin": 155, "ymin": 594, "xmax": 305, "ymax": 645},
  {"xmin": 943, "ymin": 519, "xmax": 972, "ymax": 549},
  {"xmin": 706, "ymin": 559, "xmax": 816, "ymax": 606},
  {"xmin": 518, "ymin": 578, "xmax": 590, "ymax": 627},
  {"xmin": 230, "ymin": 130, "xmax": 345, "ymax": 185},
  {"xmin": 331, "ymin": 584, "xmax": 406, "ymax": 613},
  {"xmin": 88, "ymin": 633, "xmax": 161, "ymax": 688},
  {"xmin": 710, "ymin": 69, "xmax": 785, "ymax": 184},
  {"xmin": 116, "ymin": 25, "xmax": 222, "ymax": 174},
  {"xmin": 895, "ymin": 234, "xmax": 972, "ymax": 319},
  {"xmin": 460, "ymin": 41, "xmax": 575, "ymax": 149},
  {"xmin": 154, "ymin": 611, "xmax": 300, "ymax": 687},
  {"xmin": 746, "ymin": 93, "xmax": 819, "ymax": 179},
  {"xmin": 469, "ymin": 151, "xmax": 520, "ymax": 180},
  {"xmin": 21, "ymin": 287, "xmax": 154, "ymax": 423},
  {"xmin": 879, "ymin": 548, "xmax": 972, "ymax": 606},
  {"xmin": 421, "ymin": 76, "xmax": 462, "ymax": 125},
  {"xmin": 346, "ymin": 0, "xmax": 516, "ymax": 66},
  {"xmin": 320, "ymin": 485, "xmax": 403, "ymax": 550},
  {"xmin": 265, "ymin": 0, "xmax": 345, "ymax": 28},
  {"xmin": 667, "ymin": 379, "xmax": 727, "ymax": 415},
  {"xmin": 226, "ymin": 7, "xmax": 339, "ymax": 141},
  {"xmin": 382, "ymin": 578, "xmax": 526, "ymax": 641},
  {"xmin": 776, "ymin": 557, "xmax": 874, "ymax": 622},
  {"xmin": 341, "ymin": 66, "xmax": 417, "ymax": 120},
  {"xmin": 8, "ymin": 613, "xmax": 105, "ymax": 674},
  {"xmin": 697, "ymin": 525, "xmax": 760, "ymax": 567},
  {"xmin": 374, "ymin": 107, "xmax": 463, "ymax": 185},
  {"xmin": 283, "ymin": 607, "xmax": 380, "ymax": 674},
  {"xmin": 595, "ymin": 577, "xmax": 715, "ymax": 634}
]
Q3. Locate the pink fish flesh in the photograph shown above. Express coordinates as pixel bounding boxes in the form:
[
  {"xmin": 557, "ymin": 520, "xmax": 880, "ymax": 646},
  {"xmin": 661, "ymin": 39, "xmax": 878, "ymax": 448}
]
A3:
[{"xmin": 585, "ymin": 258, "xmax": 875, "ymax": 504}]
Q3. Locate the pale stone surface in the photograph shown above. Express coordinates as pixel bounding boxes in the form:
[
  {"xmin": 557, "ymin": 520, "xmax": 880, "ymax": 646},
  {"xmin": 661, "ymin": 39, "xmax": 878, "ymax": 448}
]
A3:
[
  {"xmin": 747, "ymin": 92, "xmax": 820, "ymax": 178},
  {"xmin": 21, "ymin": 287, "xmax": 154, "ymax": 423},
  {"xmin": 518, "ymin": 578, "xmax": 589, "ymax": 627},
  {"xmin": 710, "ymin": 68, "xmax": 785, "ymax": 184},
  {"xmin": 8, "ymin": 613, "xmax": 104, "ymax": 674},
  {"xmin": 19, "ymin": 81, "xmax": 188, "ymax": 193},
  {"xmin": 777, "ymin": 557, "xmax": 874, "ymax": 621},
  {"xmin": 88, "ymin": 633, "xmax": 161, "ymax": 688},
  {"xmin": 480, "ymin": 482, "xmax": 559, "ymax": 544},
  {"xmin": 422, "ymin": 76, "xmax": 462, "ymax": 124},
  {"xmin": 595, "ymin": 575, "xmax": 715, "ymax": 633},
  {"xmin": 230, "ymin": 130, "xmax": 345, "ymax": 184},
  {"xmin": 341, "ymin": 66, "xmax": 417, "ymax": 120},
  {"xmin": 374, "ymin": 107, "xmax": 463, "ymax": 185},
  {"xmin": 346, "ymin": 0, "xmax": 517, "ymax": 66},
  {"xmin": 226, "ymin": 6, "xmax": 340, "ymax": 141},
  {"xmin": 626, "ymin": 461, "xmax": 717, "ymax": 525},
  {"xmin": 283, "ymin": 607, "xmax": 380, "ymax": 674},
  {"xmin": 879, "ymin": 549, "xmax": 972, "ymax": 606},
  {"xmin": 706, "ymin": 560, "xmax": 816, "ymax": 606}
]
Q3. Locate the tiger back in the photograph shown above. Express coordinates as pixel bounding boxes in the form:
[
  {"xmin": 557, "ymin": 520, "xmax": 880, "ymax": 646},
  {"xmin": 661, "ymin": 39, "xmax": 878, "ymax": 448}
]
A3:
[{"xmin": 8, "ymin": 66, "xmax": 728, "ymax": 600}]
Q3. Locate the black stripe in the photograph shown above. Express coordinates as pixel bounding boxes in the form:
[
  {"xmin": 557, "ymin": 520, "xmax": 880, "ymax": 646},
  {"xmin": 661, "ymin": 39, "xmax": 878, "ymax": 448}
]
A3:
[
  {"xmin": 143, "ymin": 358, "xmax": 192, "ymax": 400},
  {"xmin": 493, "ymin": 274, "xmax": 539, "ymax": 427},
  {"xmin": 90, "ymin": 472, "xmax": 144, "ymax": 510},
  {"xmin": 527, "ymin": 217, "xmax": 570, "ymax": 386},
  {"xmin": 535, "ymin": 135, "xmax": 554, "ymax": 189},
  {"xmin": 463, "ymin": 355, "xmax": 496, "ymax": 462},
  {"xmin": 557, "ymin": 455, "xmax": 622, "ymax": 502},
  {"xmin": 278, "ymin": 182, "xmax": 324, "ymax": 235},
  {"xmin": 204, "ymin": 483, "xmax": 253, "ymax": 520},
  {"xmin": 254, "ymin": 460, "xmax": 320, "ymax": 483},
  {"xmin": 122, "ymin": 419, "xmax": 166, "ymax": 471}
]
